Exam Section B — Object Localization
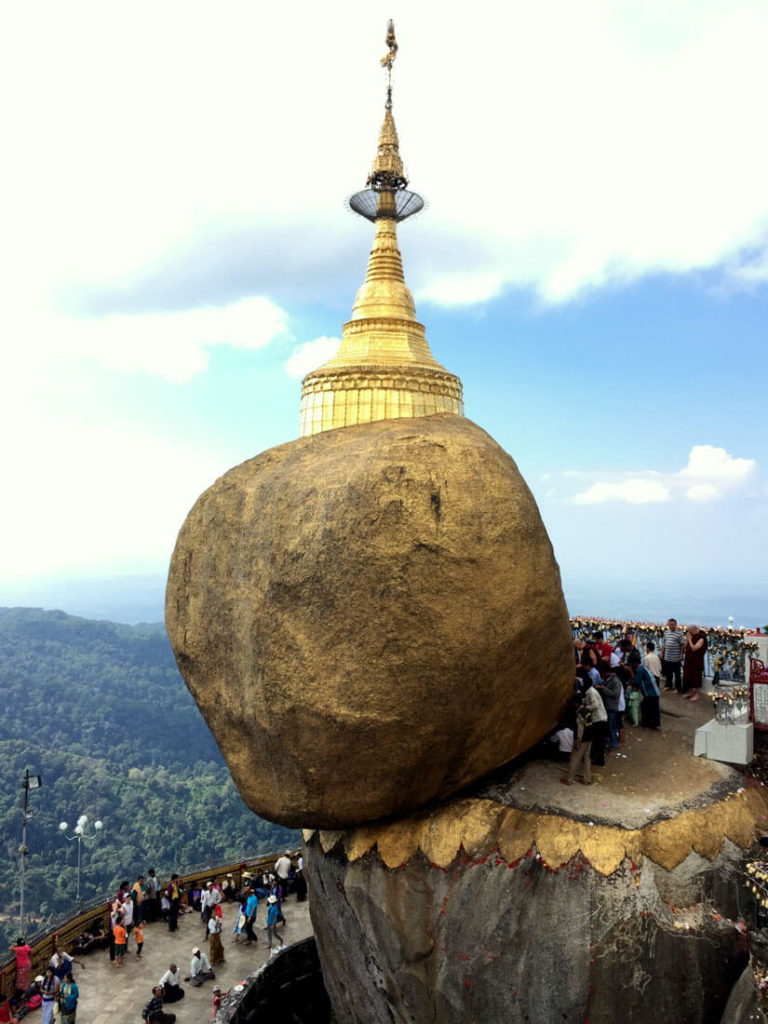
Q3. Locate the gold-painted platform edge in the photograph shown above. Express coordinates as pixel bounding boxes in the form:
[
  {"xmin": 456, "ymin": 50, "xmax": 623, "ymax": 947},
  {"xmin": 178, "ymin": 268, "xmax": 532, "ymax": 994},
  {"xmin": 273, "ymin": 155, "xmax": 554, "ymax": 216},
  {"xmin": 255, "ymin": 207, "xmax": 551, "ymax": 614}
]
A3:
[{"xmin": 303, "ymin": 787, "xmax": 768, "ymax": 876}]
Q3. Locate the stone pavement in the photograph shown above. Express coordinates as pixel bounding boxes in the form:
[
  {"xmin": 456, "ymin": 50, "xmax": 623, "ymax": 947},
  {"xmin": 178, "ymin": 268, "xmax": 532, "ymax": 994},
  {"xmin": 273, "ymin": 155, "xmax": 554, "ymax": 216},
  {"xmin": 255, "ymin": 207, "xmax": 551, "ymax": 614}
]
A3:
[
  {"xmin": 72, "ymin": 896, "xmax": 313, "ymax": 1024},
  {"xmin": 478, "ymin": 686, "xmax": 752, "ymax": 827}
]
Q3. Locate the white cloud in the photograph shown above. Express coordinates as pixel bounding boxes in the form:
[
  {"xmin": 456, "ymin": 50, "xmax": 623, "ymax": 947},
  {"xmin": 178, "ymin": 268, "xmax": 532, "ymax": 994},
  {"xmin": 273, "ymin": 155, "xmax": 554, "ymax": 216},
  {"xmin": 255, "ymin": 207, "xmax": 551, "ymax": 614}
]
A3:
[
  {"xmin": 686, "ymin": 484, "xmax": 720, "ymax": 502},
  {"xmin": 415, "ymin": 271, "xmax": 506, "ymax": 307},
  {"xmin": 566, "ymin": 444, "xmax": 758, "ymax": 505},
  {"xmin": 5, "ymin": 297, "xmax": 289, "ymax": 385},
  {"xmin": 0, "ymin": 420, "xmax": 227, "ymax": 578},
  {"xmin": 680, "ymin": 444, "xmax": 756, "ymax": 483},
  {"xmin": 285, "ymin": 337, "xmax": 341, "ymax": 380},
  {"xmin": 573, "ymin": 479, "xmax": 671, "ymax": 505},
  {"xmin": 2, "ymin": 0, "xmax": 768, "ymax": 317}
]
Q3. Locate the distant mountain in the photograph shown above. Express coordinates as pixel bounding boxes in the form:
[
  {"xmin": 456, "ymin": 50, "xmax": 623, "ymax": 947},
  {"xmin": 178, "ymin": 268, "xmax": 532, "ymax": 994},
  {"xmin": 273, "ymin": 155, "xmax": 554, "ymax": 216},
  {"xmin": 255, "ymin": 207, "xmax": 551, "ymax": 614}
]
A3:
[
  {"xmin": 1, "ymin": 572, "xmax": 763, "ymax": 630},
  {"xmin": 0, "ymin": 607, "xmax": 298, "ymax": 947},
  {"xmin": 0, "ymin": 575, "xmax": 167, "ymax": 624}
]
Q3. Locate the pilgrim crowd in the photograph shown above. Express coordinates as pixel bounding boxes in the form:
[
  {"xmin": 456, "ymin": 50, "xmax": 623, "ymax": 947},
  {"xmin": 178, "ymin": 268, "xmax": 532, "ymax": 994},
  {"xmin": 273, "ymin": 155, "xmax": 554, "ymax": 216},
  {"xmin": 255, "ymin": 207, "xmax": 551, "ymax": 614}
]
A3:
[
  {"xmin": 551, "ymin": 619, "xmax": 709, "ymax": 786},
  {"xmin": 8, "ymin": 852, "xmax": 307, "ymax": 1024}
]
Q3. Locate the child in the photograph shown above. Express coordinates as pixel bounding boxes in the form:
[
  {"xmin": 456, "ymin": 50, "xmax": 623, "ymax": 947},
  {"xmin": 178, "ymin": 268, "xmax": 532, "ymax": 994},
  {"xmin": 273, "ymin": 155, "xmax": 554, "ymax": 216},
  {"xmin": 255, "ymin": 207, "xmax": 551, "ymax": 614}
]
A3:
[
  {"xmin": 210, "ymin": 986, "xmax": 229, "ymax": 1021},
  {"xmin": 134, "ymin": 921, "xmax": 145, "ymax": 960},
  {"xmin": 113, "ymin": 918, "xmax": 127, "ymax": 968}
]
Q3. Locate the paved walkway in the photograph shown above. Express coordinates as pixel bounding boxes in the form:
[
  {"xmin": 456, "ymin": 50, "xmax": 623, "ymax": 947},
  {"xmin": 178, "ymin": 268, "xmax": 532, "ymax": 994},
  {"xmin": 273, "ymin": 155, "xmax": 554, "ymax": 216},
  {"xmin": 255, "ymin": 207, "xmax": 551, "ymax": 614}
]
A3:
[
  {"xmin": 73, "ymin": 896, "xmax": 313, "ymax": 1024},
  {"xmin": 479, "ymin": 685, "xmax": 746, "ymax": 827}
]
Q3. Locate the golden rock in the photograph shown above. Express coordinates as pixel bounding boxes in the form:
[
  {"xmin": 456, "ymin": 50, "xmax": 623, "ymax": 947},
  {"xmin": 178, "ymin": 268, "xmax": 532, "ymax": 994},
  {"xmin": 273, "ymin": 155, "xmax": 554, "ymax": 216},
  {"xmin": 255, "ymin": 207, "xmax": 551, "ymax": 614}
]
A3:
[{"xmin": 166, "ymin": 413, "xmax": 574, "ymax": 828}]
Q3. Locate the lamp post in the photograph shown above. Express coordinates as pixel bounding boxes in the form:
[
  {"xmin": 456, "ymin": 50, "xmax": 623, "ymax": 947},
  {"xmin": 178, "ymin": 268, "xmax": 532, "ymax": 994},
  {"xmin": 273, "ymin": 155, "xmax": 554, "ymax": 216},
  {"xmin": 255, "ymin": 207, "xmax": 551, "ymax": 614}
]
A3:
[
  {"xmin": 19, "ymin": 769, "xmax": 42, "ymax": 935},
  {"xmin": 59, "ymin": 815, "xmax": 103, "ymax": 903}
]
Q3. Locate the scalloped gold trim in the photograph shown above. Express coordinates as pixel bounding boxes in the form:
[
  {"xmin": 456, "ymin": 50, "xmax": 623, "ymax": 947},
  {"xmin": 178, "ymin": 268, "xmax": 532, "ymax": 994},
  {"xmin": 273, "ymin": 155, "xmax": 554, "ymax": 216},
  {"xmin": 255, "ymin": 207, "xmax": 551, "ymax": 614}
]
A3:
[{"xmin": 305, "ymin": 787, "xmax": 768, "ymax": 876}]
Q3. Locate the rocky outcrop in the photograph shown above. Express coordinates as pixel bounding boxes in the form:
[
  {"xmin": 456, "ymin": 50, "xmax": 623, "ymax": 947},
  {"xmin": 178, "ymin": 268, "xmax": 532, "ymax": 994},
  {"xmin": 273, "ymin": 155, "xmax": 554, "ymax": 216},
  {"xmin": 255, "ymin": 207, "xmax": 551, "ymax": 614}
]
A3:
[
  {"xmin": 304, "ymin": 784, "xmax": 768, "ymax": 1024},
  {"xmin": 166, "ymin": 414, "xmax": 573, "ymax": 828}
]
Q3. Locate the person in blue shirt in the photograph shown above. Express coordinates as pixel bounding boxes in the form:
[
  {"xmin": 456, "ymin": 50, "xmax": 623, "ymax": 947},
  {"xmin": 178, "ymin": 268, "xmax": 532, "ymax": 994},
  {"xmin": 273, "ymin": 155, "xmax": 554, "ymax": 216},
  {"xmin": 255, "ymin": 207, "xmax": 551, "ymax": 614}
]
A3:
[
  {"xmin": 266, "ymin": 895, "xmax": 284, "ymax": 952},
  {"xmin": 629, "ymin": 651, "xmax": 661, "ymax": 729},
  {"xmin": 244, "ymin": 888, "xmax": 259, "ymax": 945},
  {"xmin": 58, "ymin": 972, "xmax": 79, "ymax": 1024}
]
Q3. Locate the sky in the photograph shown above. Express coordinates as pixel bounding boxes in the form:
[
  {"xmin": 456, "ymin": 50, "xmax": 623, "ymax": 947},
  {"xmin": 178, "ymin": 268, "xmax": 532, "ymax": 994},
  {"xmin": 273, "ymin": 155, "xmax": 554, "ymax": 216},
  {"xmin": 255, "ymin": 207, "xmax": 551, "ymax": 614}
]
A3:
[{"xmin": 1, "ymin": 0, "xmax": 766, "ymax": 626}]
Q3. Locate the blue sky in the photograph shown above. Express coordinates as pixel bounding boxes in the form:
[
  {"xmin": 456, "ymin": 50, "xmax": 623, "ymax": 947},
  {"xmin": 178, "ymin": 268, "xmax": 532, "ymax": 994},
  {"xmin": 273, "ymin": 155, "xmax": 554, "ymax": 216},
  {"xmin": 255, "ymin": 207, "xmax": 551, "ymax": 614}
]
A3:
[{"xmin": 1, "ymin": 1, "xmax": 766, "ymax": 625}]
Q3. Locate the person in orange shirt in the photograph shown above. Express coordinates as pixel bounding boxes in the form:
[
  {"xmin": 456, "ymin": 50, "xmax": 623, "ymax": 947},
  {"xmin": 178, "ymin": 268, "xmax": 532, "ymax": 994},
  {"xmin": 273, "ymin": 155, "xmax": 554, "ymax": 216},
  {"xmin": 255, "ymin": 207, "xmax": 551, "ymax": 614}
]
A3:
[
  {"xmin": 113, "ymin": 919, "xmax": 127, "ymax": 967},
  {"xmin": 135, "ymin": 922, "xmax": 145, "ymax": 960}
]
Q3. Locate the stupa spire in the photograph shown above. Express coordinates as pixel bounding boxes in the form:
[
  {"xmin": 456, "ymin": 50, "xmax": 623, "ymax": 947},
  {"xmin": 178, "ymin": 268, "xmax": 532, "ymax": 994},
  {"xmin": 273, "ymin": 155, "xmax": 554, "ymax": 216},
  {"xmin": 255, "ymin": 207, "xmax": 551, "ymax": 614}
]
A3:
[{"xmin": 299, "ymin": 21, "xmax": 464, "ymax": 437}]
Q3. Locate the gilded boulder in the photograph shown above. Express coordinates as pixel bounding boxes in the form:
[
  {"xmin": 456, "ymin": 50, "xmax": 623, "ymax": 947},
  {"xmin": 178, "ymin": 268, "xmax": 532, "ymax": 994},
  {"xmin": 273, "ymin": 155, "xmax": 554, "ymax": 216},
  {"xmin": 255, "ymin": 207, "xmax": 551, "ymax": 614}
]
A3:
[{"xmin": 165, "ymin": 414, "xmax": 573, "ymax": 827}]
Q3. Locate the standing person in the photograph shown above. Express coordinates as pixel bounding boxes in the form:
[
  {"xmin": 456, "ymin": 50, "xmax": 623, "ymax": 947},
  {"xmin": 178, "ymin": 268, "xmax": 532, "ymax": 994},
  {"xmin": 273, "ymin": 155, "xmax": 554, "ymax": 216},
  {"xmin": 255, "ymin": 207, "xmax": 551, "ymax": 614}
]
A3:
[
  {"xmin": 274, "ymin": 853, "xmax": 292, "ymax": 894},
  {"xmin": 167, "ymin": 876, "xmax": 181, "ymax": 933},
  {"xmin": 134, "ymin": 921, "xmax": 145, "ymax": 960},
  {"xmin": 208, "ymin": 908, "xmax": 225, "ymax": 967},
  {"xmin": 661, "ymin": 618, "xmax": 685, "ymax": 693},
  {"xmin": 596, "ymin": 671, "xmax": 622, "ymax": 752},
  {"xmin": 113, "ymin": 917, "xmax": 127, "ymax": 968},
  {"xmin": 121, "ymin": 891, "xmax": 134, "ymax": 942},
  {"xmin": 294, "ymin": 870, "xmax": 307, "ymax": 903},
  {"xmin": 265, "ymin": 895, "xmax": 284, "ymax": 953},
  {"xmin": 231, "ymin": 898, "xmax": 246, "ymax": 944},
  {"xmin": 12, "ymin": 938, "xmax": 32, "ymax": 995},
  {"xmin": 57, "ymin": 972, "xmax": 78, "ymax": 1024},
  {"xmin": 39, "ymin": 969, "xmax": 59, "ymax": 1024},
  {"xmin": 200, "ymin": 883, "xmax": 216, "ymax": 930},
  {"xmin": 132, "ymin": 876, "xmax": 147, "ymax": 924},
  {"xmin": 643, "ymin": 641, "xmax": 663, "ymax": 690},
  {"xmin": 244, "ymin": 888, "xmax": 259, "ymax": 946},
  {"xmin": 562, "ymin": 677, "xmax": 605, "ymax": 786},
  {"xmin": 210, "ymin": 986, "xmax": 229, "ymax": 1022},
  {"xmin": 629, "ymin": 652, "xmax": 661, "ymax": 729},
  {"xmin": 683, "ymin": 625, "xmax": 708, "ymax": 702},
  {"xmin": 145, "ymin": 870, "xmax": 160, "ymax": 922}
]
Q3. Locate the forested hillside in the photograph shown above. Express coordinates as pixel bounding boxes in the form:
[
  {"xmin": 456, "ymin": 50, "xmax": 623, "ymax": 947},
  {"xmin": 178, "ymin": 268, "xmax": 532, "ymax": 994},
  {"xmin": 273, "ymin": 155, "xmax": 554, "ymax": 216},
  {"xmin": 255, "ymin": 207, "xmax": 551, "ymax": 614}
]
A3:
[{"xmin": 0, "ymin": 607, "xmax": 298, "ymax": 947}]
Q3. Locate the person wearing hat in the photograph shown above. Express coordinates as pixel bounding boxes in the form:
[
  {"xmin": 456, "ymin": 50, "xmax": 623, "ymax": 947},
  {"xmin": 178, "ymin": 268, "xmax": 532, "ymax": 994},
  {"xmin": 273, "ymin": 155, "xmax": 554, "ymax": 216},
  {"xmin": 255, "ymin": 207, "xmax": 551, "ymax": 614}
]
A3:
[
  {"xmin": 244, "ymin": 887, "xmax": 259, "ymax": 946},
  {"xmin": 221, "ymin": 874, "xmax": 236, "ymax": 902},
  {"xmin": 187, "ymin": 947, "xmax": 215, "ymax": 987},
  {"xmin": 265, "ymin": 895, "xmax": 284, "ymax": 952}
]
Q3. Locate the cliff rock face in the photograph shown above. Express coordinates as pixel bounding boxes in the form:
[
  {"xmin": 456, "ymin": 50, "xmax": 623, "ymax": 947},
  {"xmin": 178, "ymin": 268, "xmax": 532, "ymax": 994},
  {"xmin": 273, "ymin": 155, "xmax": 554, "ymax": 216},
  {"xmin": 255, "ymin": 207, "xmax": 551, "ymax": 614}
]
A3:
[
  {"xmin": 304, "ymin": 785, "xmax": 767, "ymax": 1024},
  {"xmin": 166, "ymin": 414, "xmax": 573, "ymax": 828}
]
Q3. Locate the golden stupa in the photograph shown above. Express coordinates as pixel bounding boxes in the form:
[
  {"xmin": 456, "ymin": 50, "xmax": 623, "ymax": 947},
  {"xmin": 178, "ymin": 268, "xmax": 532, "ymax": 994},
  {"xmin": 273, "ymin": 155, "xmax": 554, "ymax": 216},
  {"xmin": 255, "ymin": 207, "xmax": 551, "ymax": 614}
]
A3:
[
  {"xmin": 299, "ymin": 22, "xmax": 464, "ymax": 436},
  {"xmin": 166, "ymin": 21, "xmax": 574, "ymax": 829}
]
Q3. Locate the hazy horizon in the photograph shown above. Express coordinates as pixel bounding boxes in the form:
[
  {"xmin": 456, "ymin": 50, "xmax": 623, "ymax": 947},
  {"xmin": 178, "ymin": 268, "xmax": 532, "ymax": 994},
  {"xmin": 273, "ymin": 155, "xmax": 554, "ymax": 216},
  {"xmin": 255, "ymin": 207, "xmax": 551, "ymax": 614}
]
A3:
[{"xmin": 0, "ymin": 572, "xmax": 763, "ymax": 631}]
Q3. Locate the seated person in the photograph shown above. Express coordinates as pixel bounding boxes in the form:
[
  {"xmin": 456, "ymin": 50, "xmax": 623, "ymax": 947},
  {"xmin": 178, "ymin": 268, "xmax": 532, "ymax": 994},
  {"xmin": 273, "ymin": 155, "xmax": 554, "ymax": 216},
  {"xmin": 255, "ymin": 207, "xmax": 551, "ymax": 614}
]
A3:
[
  {"xmin": 73, "ymin": 922, "xmax": 107, "ymax": 955},
  {"xmin": 143, "ymin": 986, "xmax": 176, "ymax": 1024},
  {"xmin": 158, "ymin": 964, "xmax": 184, "ymax": 1003}
]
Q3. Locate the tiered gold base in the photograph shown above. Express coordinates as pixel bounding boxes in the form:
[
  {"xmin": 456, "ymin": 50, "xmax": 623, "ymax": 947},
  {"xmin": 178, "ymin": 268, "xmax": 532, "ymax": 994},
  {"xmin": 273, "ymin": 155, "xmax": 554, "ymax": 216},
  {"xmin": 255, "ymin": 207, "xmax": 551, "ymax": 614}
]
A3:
[{"xmin": 299, "ymin": 363, "xmax": 463, "ymax": 436}]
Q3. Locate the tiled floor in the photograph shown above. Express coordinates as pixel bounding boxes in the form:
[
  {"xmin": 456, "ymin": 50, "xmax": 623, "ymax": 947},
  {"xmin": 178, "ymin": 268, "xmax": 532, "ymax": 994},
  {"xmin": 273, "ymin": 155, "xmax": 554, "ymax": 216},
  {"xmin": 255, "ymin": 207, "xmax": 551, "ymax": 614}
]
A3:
[{"xmin": 74, "ymin": 897, "xmax": 313, "ymax": 1023}]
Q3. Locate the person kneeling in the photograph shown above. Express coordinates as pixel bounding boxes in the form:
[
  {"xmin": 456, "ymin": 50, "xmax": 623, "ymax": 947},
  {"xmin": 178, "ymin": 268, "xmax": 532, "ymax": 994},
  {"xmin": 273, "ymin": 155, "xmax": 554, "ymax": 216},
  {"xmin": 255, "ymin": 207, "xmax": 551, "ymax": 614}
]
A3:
[{"xmin": 187, "ymin": 949, "xmax": 215, "ymax": 987}]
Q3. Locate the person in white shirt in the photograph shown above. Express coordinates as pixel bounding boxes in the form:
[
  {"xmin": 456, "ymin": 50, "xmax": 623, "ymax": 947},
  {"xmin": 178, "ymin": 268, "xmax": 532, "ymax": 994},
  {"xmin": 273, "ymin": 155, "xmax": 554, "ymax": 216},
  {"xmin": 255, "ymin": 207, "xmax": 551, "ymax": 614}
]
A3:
[
  {"xmin": 274, "ymin": 853, "xmax": 292, "ymax": 889},
  {"xmin": 187, "ymin": 948, "xmax": 215, "ymax": 987},
  {"xmin": 158, "ymin": 964, "xmax": 184, "ymax": 1003},
  {"xmin": 643, "ymin": 641, "xmax": 663, "ymax": 687},
  {"xmin": 201, "ymin": 883, "xmax": 217, "ymax": 928}
]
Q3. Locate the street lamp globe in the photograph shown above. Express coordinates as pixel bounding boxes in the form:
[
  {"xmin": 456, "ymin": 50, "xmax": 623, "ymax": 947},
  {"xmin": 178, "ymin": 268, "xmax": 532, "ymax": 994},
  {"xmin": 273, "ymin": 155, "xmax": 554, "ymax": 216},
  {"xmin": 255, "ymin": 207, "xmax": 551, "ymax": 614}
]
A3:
[
  {"xmin": 94, "ymin": 821, "xmax": 103, "ymax": 831},
  {"xmin": 59, "ymin": 821, "xmax": 68, "ymax": 832},
  {"xmin": 77, "ymin": 815, "xmax": 88, "ymax": 828},
  {"xmin": 74, "ymin": 824, "xmax": 84, "ymax": 836}
]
